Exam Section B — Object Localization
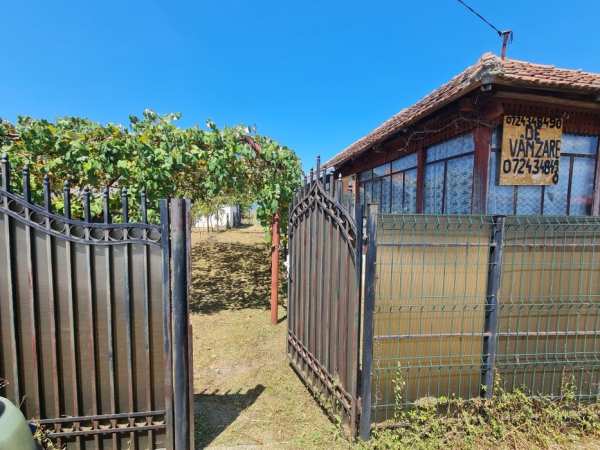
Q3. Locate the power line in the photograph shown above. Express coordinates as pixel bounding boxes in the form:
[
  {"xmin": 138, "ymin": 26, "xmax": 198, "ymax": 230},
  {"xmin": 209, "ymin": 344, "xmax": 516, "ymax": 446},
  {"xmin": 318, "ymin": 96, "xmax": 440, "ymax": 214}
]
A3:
[
  {"xmin": 455, "ymin": 0, "xmax": 513, "ymax": 59},
  {"xmin": 456, "ymin": 0, "xmax": 502, "ymax": 36}
]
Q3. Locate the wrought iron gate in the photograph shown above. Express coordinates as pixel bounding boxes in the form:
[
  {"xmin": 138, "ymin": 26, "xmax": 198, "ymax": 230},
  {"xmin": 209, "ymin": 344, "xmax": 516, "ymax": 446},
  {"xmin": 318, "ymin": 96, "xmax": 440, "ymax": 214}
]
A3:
[
  {"xmin": 287, "ymin": 164, "xmax": 363, "ymax": 436},
  {"xmin": 0, "ymin": 155, "xmax": 193, "ymax": 450}
]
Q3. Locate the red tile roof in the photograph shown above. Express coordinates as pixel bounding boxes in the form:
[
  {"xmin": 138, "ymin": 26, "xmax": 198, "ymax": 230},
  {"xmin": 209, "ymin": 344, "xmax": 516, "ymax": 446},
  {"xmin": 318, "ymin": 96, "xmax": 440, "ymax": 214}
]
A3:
[{"xmin": 326, "ymin": 52, "xmax": 600, "ymax": 168}]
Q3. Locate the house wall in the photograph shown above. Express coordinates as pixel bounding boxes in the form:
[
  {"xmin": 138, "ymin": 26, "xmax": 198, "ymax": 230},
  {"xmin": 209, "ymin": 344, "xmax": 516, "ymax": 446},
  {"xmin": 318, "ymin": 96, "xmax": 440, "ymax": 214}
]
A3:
[
  {"xmin": 339, "ymin": 93, "xmax": 600, "ymax": 216},
  {"xmin": 193, "ymin": 205, "xmax": 241, "ymax": 230}
]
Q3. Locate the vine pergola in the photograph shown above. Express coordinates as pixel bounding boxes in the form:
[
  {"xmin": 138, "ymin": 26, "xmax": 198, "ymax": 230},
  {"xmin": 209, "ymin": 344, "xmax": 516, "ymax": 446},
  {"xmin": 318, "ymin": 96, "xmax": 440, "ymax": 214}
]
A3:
[{"xmin": 0, "ymin": 110, "xmax": 302, "ymax": 323}]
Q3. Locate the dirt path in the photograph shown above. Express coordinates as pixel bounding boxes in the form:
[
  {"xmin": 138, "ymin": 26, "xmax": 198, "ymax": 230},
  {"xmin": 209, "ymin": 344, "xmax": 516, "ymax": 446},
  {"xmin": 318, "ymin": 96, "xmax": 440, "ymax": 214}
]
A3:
[
  {"xmin": 190, "ymin": 226, "xmax": 350, "ymax": 449},
  {"xmin": 188, "ymin": 226, "xmax": 600, "ymax": 450}
]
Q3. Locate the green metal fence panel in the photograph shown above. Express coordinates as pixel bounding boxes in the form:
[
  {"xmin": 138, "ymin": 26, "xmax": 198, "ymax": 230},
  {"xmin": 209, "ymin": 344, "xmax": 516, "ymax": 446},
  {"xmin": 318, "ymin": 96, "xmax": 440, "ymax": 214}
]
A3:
[
  {"xmin": 498, "ymin": 216, "xmax": 600, "ymax": 401},
  {"xmin": 367, "ymin": 213, "xmax": 600, "ymax": 426},
  {"xmin": 369, "ymin": 214, "xmax": 494, "ymax": 423}
]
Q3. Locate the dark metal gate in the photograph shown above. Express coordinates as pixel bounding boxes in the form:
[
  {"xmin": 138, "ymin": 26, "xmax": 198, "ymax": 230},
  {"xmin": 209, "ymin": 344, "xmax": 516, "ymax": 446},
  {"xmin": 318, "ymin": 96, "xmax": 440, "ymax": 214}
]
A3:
[
  {"xmin": 0, "ymin": 155, "xmax": 193, "ymax": 450},
  {"xmin": 287, "ymin": 161, "xmax": 363, "ymax": 437}
]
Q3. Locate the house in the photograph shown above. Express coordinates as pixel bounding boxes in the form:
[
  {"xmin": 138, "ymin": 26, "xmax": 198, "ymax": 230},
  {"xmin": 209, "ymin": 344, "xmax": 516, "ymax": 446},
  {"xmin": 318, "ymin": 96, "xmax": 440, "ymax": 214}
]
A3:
[
  {"xmin": 193, "ymin": 204, "xmax": 241, "ymax": 230},
  {"xmin": 326, "ymin": 53, "xmax": 600, "ymax": 216}
]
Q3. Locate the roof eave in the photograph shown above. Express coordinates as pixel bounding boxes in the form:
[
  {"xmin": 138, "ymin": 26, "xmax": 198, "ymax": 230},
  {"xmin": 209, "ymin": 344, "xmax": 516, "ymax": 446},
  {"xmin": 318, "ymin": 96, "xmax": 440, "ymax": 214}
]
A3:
[
  {"xmin": 325, "ymin": 80, "xmax": 486, "ymax": 169},
  {"xmin": 492, "ymin": 77, "xmax": 600, "ymax": 97},
  {"xmin": 328, "ymin": 78, "xmax": 600, "ymax": 171}
]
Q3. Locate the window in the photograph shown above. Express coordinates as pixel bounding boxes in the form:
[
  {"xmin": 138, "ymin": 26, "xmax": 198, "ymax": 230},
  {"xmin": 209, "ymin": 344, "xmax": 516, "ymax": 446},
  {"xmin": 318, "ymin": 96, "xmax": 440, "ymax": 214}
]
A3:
[
  {"xmin": 358, "ymin": 153, "xmax": 418, "ymax": 213},
  {"xmin": 391, "ymin": 173, "xmax": 404, "ymax": 213},
  {"xmin": 403, "ymin": 169, "xmax": 418, "ymax": 213},
  {"xmin": 424, "ymin": 133, "xmax": 475, "ymax": 214},
  {"xmin": 424, "ymin": 161, "xmax": 444, "ymax": 213},
  {"xmin": 487, "ymin": 131, "xmax": 599, "ymax": 216},
  {"xmin": 381, "ymin": 176, "xmax": 391, "ymax": 212},
  {"xmin": 359, "ymin": 169, "xmax": 373, "ymax": 182}
]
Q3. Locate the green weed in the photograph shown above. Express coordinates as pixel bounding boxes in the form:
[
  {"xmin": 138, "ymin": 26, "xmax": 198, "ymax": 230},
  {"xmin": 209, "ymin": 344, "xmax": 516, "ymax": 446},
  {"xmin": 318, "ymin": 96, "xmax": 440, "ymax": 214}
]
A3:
[
  {"xmin": 361, "ymin": 367, "xmax": 600, "ymax": 450},
  {"xmin": 33, "ymin": 423, "xmax": 64, "ymax": 450}
]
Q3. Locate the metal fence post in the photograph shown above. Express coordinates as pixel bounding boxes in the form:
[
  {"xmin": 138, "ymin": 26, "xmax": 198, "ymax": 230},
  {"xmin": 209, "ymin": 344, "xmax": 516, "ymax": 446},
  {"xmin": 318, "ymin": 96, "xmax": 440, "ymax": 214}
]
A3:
[
  {"xmin": 160, "ymin": 199, "xmax": 174, "ymax": 450},
  {"xmin": 185, "ymin": 199, "xmax": 195, "ymax": 450},
  {"xmin": 270, "ymin": 211, "xmax": 280, "ymax": 324},
  {"xmin": 481, "ymin": 215, "xmax": 505, "ymax": 398},
  {"xmin": 359, "ymin": 204, "xmax": 378, "ymax": 440},
  {"xmin": 350, "ymin": 201, "xmax": 364, "ymax": 438},
  {"xmin": 170, "ymin": 199, "xmax": 191, "ymax": 450}
]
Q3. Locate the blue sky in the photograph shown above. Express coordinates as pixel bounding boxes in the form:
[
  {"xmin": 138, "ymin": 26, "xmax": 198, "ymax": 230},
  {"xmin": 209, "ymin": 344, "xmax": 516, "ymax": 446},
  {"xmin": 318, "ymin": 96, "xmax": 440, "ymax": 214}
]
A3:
[{"xmin": 1, "ymin": 1, "xmax": 599, "ymax": 170}]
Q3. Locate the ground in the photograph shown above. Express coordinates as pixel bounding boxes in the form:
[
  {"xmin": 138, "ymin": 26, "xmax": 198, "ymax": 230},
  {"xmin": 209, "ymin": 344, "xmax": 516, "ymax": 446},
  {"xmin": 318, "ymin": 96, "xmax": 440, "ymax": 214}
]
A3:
[
  {"xmin": 190, "ymin": 225, "xmax": 351, "ymax": 449},
  {"xmin": 189, "ymin": 225, "xmax": 600, "ymax": 450}
]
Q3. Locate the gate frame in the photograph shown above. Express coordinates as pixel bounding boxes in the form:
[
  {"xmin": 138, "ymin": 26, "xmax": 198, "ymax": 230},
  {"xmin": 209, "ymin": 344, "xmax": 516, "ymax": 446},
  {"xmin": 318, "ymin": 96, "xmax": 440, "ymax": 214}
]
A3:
[{"xmin": 286, "ymin": 166, "xmax": 364, "ymax": 438}]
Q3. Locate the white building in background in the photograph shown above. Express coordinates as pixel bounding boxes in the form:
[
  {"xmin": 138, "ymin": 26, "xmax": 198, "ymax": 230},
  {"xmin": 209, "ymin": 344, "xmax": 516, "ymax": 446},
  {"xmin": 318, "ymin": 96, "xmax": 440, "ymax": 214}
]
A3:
[{"xmin": 193, "ymin": 205, "xmax": 241, "ymax": 231}]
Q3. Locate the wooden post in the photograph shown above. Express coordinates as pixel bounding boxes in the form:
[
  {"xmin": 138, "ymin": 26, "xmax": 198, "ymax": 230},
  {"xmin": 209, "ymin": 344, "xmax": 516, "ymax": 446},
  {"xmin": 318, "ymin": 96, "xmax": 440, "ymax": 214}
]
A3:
[
  {"xmin": 416, "ymin": 146, "xmax": 426, "ymax": 213},
  {"xmin": 472, "ymin": 126, "xmax": 492, "ymax": 213},
  {"xmin": 591, "ymin": 137, "xmax": 600, "ymax": 216},
  {"xmin": 270, "ymin": 211, "xmax": 280, "ymax": 324}
]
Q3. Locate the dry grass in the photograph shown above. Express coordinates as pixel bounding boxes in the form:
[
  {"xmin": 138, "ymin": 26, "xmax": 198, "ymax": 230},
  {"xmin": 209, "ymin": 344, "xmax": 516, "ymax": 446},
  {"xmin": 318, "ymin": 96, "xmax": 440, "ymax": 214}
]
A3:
[
  {"xmin": 189, "ymin": 225, "xmax": 600, "ymax": 450},
  {"xmin": 191, "ymin": 225, "xmax": 351, "ymax": 449},
  {"xmin": 190, "ymin": 225, "xmax": 273, "ymax": 314}
]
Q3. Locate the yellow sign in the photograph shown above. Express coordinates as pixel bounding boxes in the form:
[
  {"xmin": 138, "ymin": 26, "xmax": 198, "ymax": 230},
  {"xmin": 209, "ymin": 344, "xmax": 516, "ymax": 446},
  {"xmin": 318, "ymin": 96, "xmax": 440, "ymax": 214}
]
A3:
[{"xmin": 499, "ymin": 115, "xmax": 563, "ymax": 186}]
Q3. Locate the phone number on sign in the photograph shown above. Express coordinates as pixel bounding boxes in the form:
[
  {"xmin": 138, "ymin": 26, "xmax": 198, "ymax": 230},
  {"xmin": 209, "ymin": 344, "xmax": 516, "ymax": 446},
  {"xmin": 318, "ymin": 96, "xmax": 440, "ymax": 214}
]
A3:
[
  {"xmin": 504, "ymin": 116, "xmax": 563, "ymax": 129},
  {"xmin": 502, "ymin": 157, "xmax": 559, "ymax": 183}
]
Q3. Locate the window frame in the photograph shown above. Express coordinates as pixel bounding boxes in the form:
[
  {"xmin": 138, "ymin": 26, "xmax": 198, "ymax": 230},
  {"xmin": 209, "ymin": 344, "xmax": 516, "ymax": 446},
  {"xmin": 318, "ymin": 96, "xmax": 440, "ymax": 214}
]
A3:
[
  {"xmin": 423, "ymin": 134, "xmax": 476, "ymax": 214},
  {"xmin": 358, "ymin": 154, "xmax": 418, "ymax": 214}
]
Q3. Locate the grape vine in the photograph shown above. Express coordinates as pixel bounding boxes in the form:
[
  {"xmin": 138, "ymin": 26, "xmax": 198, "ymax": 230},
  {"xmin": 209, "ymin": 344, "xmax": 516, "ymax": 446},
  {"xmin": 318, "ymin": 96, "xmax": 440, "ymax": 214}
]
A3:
[{"xmin": 0, "ymin": 109, "xmax": 302, "ymax": 231}]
